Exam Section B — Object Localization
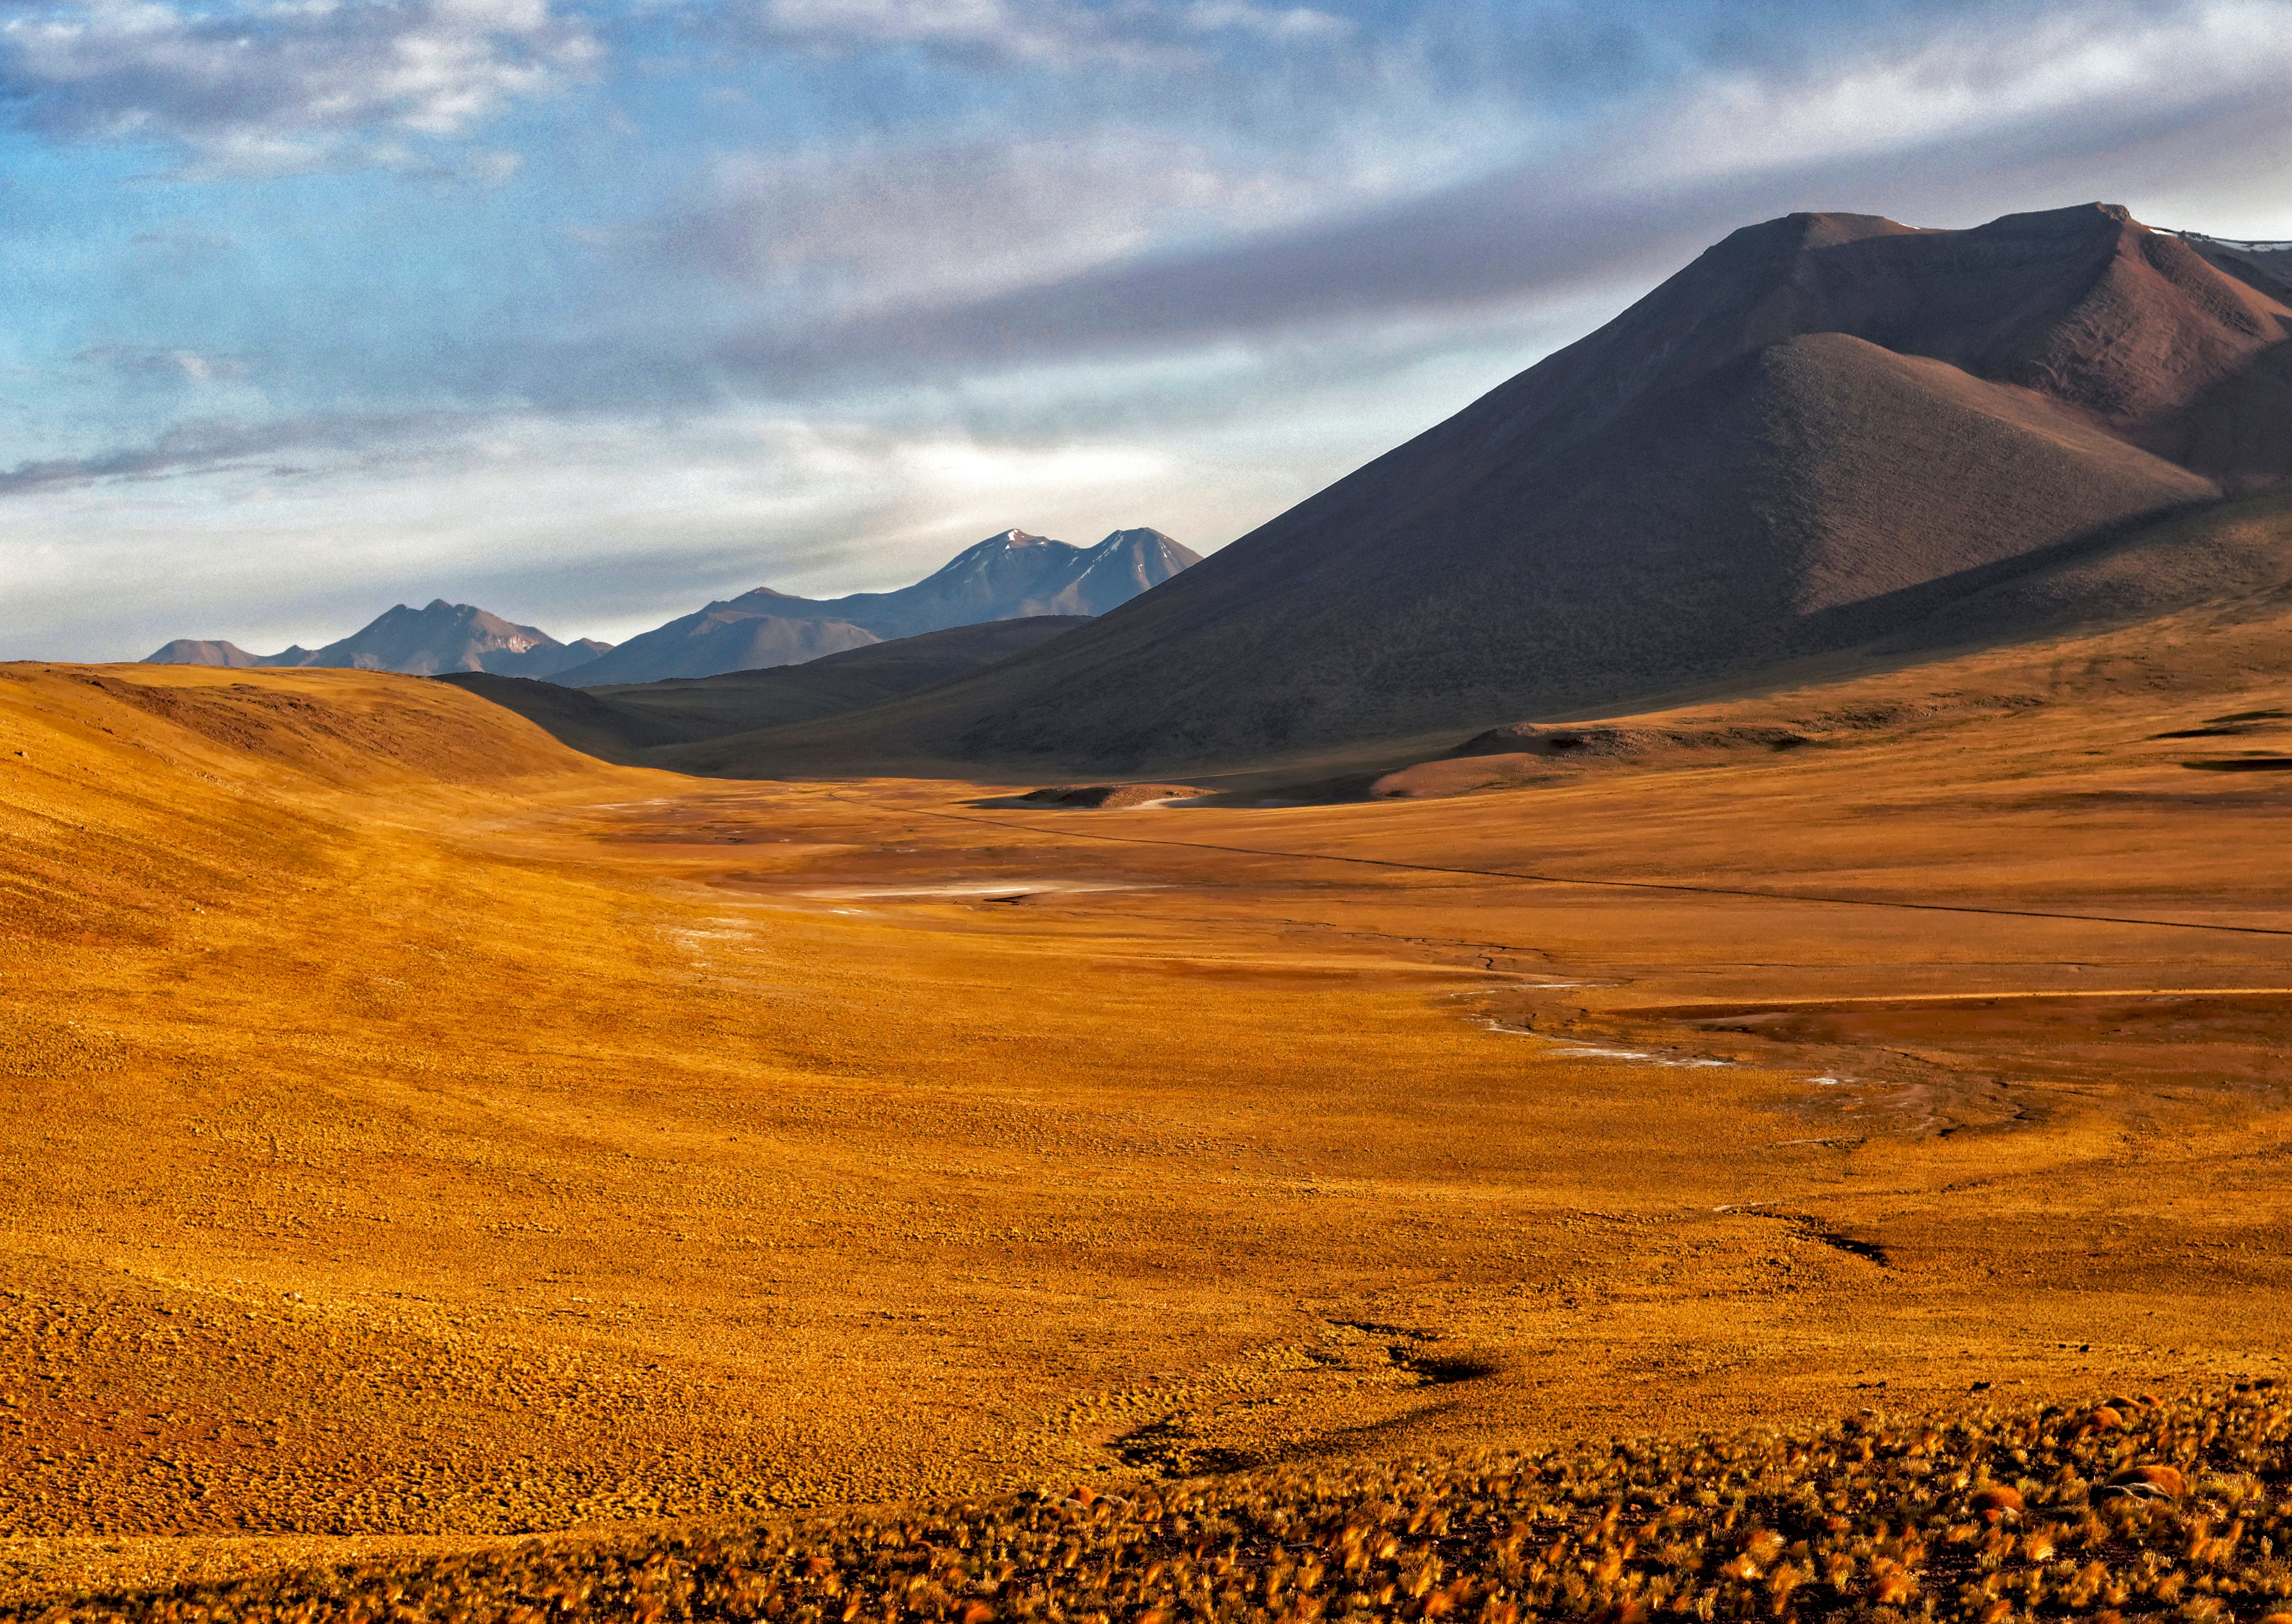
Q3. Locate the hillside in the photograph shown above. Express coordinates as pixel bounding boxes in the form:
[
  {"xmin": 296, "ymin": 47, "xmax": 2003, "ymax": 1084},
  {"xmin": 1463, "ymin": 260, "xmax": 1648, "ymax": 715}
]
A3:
[
  {"xmin": 745, "ymin": 204, "xmax": 2290, "ymax": 773},
  {"xmin": 591, "ymin": 481, "xmax": 2292, "ymax": 784},
  {"xmin": 538, "ymin": 607, "xmax": 880, "ymax": 688},
  {"xmin": 556, "ymin": 528, "xmax": 1196, "ymax": 685},
  {"xmin": 439, "ymin": 616, "xmax": 1090, "ymax": 764},
  {"xmin": 34, "ymin": 1384, "xmax": 2292, "ymax": 1624}
]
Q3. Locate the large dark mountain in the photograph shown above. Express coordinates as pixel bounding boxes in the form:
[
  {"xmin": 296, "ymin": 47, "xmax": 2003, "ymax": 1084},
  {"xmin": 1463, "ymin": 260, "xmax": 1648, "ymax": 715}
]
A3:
[
  {"xmin": 553, "ymin": 527, "xmax": 1198, "ymax": 686},
  {"xmin": 776, "ymin": 204, "xmax": 2288, "ymax": 772},
  {"xmin": 145, "ymin": 602, "xmax": 609, "ymax": 678}
]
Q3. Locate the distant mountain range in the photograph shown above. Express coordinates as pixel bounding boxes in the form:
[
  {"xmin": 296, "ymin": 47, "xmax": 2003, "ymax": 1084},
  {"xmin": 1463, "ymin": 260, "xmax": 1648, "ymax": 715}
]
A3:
[
  {"xmin": 554, "ymin": 527, "xmax": 1198, "ymax": 686},
  {"xmin": 146, "ymin": 602, "xmax": 611, "ymax": 679},
  {"xmin": 142, "ymin": 526, "xmax": 1199, "ymax": 686}
]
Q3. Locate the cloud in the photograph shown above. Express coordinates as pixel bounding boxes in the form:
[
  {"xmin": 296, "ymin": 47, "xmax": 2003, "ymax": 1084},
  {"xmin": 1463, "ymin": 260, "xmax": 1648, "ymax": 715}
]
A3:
[
  {"xmin": 1177, "ymin": 2, "xmax": 1349, "ymax": 41},
  {"xmin": 0, "ymin": 0, "xmax": 598, "ymax": 173},
  {"xmin": 745, "ymin": 0, "xmax": 1351, "ymax": 69},
  {"xmin": 0, "ymin": 407, "xmax": 1220, "ymax": 660},
  {"xmin": 716, "ymin": 0, "xmax": 2292, "ymax": 382},
  {"xmin": 0, "ymin": 412, "xmax": 459, "ymax": 493},
  {"xmin": 666, "ymin": 132, "xmax": 1336, "ymax": 313},
  {"xmin": 748, "ymin": 0, "xmax": 1165, "ymax": 69},
  {"xmin": 76, "ymin": 344, "xmax": 254, "ymax": 380}
]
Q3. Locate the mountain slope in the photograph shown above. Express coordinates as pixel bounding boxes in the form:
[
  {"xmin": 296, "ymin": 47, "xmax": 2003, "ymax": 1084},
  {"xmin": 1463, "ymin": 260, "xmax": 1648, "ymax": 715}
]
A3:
[
  {"xmin": 440, "ymin": 616, "xmax": 1090, "ymax": 764},
  {"xmin": 768, "ymin": 203, "xmax": 2285, "ymax": 772},
  {"xmin": 297, "ymin": 601, "xmax": 610, "ymax": 677},
  {"xmin": 144, "ymin": 603, "xmax": 609, "ymax": 678},
  {"xmin": 549, "ymin": 608, "xmax": 879, "ymax": 687},
  {"xmin": 807, "ymin": 527, "xmax": 1200, "ymax": 638},
  {"xmin": 552, "ymin": 527, "xmax": 1198, "ymax": 685}
]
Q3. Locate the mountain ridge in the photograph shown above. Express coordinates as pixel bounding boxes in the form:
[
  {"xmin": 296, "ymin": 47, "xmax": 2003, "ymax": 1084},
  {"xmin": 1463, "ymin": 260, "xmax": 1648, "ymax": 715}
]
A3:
[
  {"xmin": 551, "ymin": 526, "xmax": 1198, "ymax": 686},
  {"xmin": 145, "ymin": 601, "xmax": 608, "ymax": 679},
  {"xmin": 139, "ymin": 526, "xmax": 1197, "ymax": 686}
]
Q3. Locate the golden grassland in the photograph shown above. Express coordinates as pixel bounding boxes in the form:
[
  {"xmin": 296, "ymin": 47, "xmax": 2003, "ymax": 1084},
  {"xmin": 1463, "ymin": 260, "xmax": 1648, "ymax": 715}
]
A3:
[{"xmin": 1, "ymin": 594, "xmax": 2288, "ymax": 1612}]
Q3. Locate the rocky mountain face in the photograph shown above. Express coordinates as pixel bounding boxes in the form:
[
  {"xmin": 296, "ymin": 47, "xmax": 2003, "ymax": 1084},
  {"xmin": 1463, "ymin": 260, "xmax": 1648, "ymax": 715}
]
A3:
[{"xmin": 816, "ymin": 204, "xmax": 2291, "ymax": 770}]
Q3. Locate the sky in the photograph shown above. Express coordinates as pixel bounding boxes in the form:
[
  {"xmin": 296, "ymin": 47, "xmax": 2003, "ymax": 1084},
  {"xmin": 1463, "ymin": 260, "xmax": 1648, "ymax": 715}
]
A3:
[{"xmin": 6, "ymin": 0, "xmax": 2292, "ymax": 658}]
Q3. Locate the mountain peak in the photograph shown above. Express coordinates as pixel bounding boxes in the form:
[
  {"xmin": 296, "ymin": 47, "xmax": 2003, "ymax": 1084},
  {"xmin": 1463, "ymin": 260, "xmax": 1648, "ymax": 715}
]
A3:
[
  {"xmin": 552, "ymin": 525, "xmax": 1198, "ymax": 684},
  {"xmin": 146, "ymin": 600, "xmax": 608, "ymax": 679}
]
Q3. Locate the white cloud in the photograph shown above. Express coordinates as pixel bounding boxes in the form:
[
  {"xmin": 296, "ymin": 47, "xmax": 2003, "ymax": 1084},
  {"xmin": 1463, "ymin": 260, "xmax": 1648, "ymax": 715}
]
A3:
[
  {"xmin": 0, "ymin": 406, "xmax": 1223, "ymax": 658},
  {"xmin": 677, "ymin": 132, "xmax": 1319, "ymax": 308},
  {"xmin": 749, "ymin": 0, "xmax": 1350, "ymax": 67},
  {"xmin": 76, "ymin": 344, "xmax": 253, "ymax": 381},
  {"xmin": 0, "ymin": 0, "xmax": 597, "ymax": 173},
  {"xmin": 751, "ymin": 0, "xmax": 1171, "ymax": 68},
  {"xmin": 1178, "ymin": 2, "xmax": 1349, "ymax": 42},
  {"xmin": 1639, "ymin": 0, "xmax": 2292, "ymax": 188}
]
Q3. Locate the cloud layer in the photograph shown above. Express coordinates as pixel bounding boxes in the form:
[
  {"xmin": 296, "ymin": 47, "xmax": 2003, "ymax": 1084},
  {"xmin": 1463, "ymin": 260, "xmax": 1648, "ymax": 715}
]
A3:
[
  {"xmin": 1, "ymin": 0, "xmax": 595, "ymax": 172},
  {"xmin": 5, "ymin": 0, "xmax": 2292, "ymax": 657}
]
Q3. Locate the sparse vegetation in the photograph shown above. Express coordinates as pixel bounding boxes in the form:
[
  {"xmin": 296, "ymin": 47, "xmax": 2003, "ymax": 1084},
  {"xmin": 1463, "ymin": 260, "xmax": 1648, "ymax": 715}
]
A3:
[
  {"xmin": 8, "ymin": 641, "xmax": 2292, "ymax": 1609},
  {"xmin": 24, "ymin": 1384, "xmax": 2292, "ymax": 1623}
]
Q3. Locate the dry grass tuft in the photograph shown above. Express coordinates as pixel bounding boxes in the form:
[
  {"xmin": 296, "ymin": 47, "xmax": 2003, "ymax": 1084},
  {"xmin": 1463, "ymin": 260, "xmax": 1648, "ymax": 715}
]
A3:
[{"xmin": 22, "ymin": 1383, "xmax": 2292, "ymax": 1624}]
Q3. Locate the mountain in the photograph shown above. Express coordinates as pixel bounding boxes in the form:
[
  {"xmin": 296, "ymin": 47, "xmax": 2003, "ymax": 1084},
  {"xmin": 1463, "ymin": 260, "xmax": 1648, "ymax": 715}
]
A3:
[
  {"xmin": 806, "ymin": 527, "xmax": 1202, "ymax": 639},
  {"xmin": 551, "ymin": 527, "xmax": 1198, "ymax": 686},
  {"xmin": 296, "ymin": 602, "xmax": 611, "ymax": 677},
  {"xmin": 437, "ymin": 617, "xmax": 1091, "ymax": 765},
  {"xmin": 741, "ymin": 203, "xmax": 2287, "ymax": 773},
  {"xmin": 144, "ymin": 602, "xmax": 610, "ymax": 678},
  {"xmin": 542, "ymin": 609, "xmax": 880, "ymax": 688},
  {"xmin": 145, "ymin": 639, "xmax": 277, "ymax": 668}
]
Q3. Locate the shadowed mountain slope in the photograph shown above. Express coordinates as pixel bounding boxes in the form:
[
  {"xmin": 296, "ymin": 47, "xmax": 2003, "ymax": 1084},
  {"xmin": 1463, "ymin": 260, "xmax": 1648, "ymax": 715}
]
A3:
[
  {"xmin": 542, "ymin": 609, "xmax": 881, "ymax": 688},
  {"xmin": 553, "ymin": 528, "xmax": 1196, "ymax": 685},
  {"xmin": 731, "ymin": 204, "xmax": 2288, "ymax": 773},
  {"xmin": 145, "ymin": 602, "xmax": 609, "ymax": 679},
  {"xmin": 439, "ymin": 615, "xmax": 1092, "ymax": 763}
]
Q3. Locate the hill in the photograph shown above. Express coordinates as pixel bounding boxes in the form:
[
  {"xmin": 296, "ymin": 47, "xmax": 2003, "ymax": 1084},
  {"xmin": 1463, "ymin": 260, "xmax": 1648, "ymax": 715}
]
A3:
[
  {"xmin": 745, "ymin": 204, "xmax": 2288, "ymax": 773},
  {"xmin": 437, "ymin": 615, "xmax": 1090, "ymax": 764},
  {"xmin": 553, "ymin": 528, "xmax": 1197, "ymax": 685},
  {"xmin": 145, "ymin": 601, "xmax": 610, "ymax": 679}
]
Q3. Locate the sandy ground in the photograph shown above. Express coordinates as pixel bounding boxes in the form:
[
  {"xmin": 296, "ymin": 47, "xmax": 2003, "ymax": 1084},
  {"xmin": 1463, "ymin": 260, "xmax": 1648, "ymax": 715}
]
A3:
[{"xmin": 1, "ymin": 637, "xmax": 2287, "ymax": 1606}]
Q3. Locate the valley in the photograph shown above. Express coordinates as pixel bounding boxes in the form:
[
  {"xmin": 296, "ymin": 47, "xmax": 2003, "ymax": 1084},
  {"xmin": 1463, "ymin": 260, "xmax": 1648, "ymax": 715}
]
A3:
[{"xmin": 5, "ymin": 599, "xmax": 2290, "ymax": 1608}]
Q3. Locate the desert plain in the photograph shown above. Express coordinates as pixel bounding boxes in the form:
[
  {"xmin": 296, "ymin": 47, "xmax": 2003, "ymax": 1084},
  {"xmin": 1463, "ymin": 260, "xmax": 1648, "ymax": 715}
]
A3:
[{"xmin": 4, "ymin": 570, "xmax": 2289, "ymax": 1612}]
